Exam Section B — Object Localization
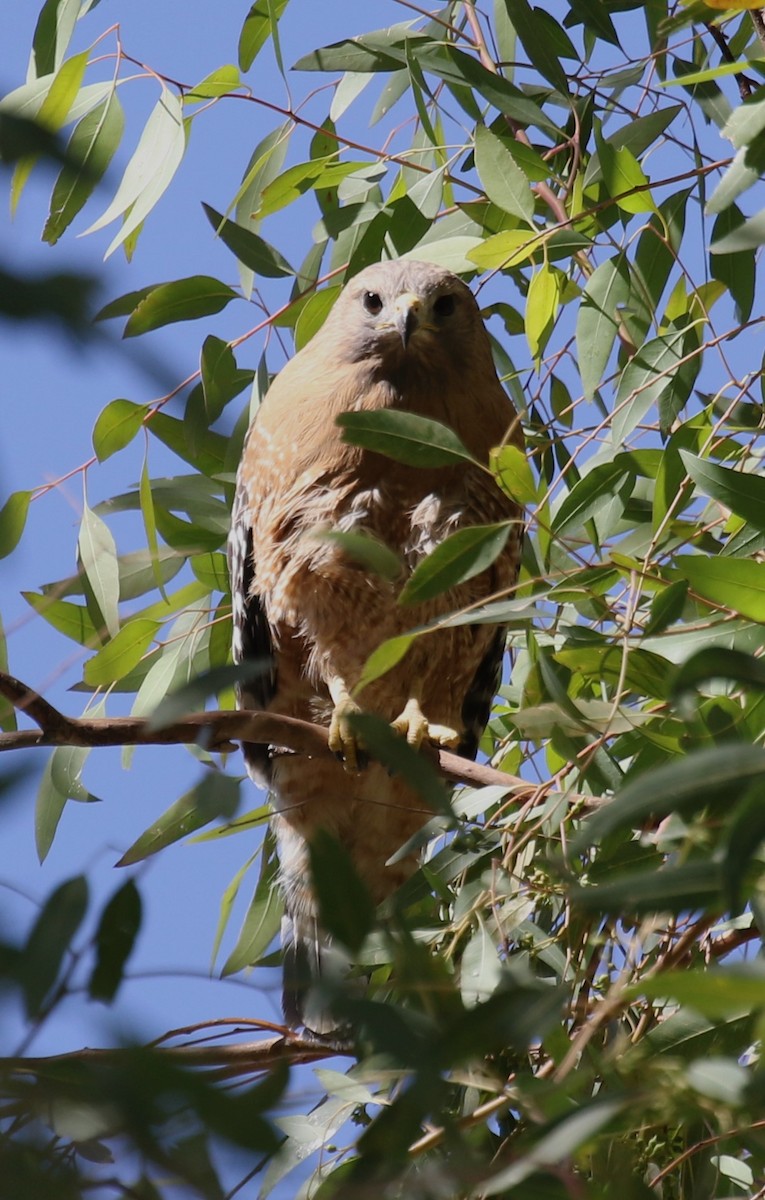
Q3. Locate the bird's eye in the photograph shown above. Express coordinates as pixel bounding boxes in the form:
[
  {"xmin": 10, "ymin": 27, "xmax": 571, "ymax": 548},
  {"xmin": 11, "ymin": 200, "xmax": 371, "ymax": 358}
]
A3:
[
  {"xmin": 433, "ymin": 293, "xmax": 455, "ymax": 317},
  {"xmin": 363, "ymin": 292, "xmax": 383, "ymax": 315}
]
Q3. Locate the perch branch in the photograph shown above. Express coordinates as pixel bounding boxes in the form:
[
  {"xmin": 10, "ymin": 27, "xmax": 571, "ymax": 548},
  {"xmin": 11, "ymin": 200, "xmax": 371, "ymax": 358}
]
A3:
[{"xmin": 0, "ymin": 670, "xmax": 538, "ymax": 798}]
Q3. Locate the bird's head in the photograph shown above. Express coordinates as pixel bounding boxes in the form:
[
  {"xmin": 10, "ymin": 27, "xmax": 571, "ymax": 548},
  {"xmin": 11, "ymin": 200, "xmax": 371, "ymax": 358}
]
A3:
[{"xmin": 326, "ymin": 259, "xmax": 488, "ymax": 375}]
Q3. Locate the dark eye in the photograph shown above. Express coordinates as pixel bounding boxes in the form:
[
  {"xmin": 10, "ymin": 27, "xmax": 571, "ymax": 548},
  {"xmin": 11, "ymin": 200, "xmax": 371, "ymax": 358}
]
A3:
[
  {"xmin": 363, "ymin": 291, "xmax": 383, "ymax": 315},
  {"xmin": 433, "ymin": 293, "xmax": 455, "ymax": 317}
]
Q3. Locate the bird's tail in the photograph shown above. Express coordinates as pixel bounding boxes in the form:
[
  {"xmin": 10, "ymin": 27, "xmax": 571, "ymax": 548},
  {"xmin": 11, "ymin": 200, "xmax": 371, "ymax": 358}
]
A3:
[{"xmin": 281, "ymin": 912, "xmax": 358, "ymax": 1040}]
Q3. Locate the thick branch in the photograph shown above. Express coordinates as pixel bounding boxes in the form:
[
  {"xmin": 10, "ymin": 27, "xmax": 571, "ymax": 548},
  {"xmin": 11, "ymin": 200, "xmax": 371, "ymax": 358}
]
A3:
[
  {"xmin": 1, "ymin": 1032, "xmax": 345, "ymax": 1083},
  {"xmin": 0, "ymin": 670, "xmax": 535, "ymax": 797}
]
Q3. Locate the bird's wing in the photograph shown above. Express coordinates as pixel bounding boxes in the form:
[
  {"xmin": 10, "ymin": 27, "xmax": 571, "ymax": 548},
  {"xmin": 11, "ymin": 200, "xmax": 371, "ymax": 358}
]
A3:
[
  {"xmin": 458, "ymin": 625, "xmax": 507, "ymax": 760},
  {"xmin": 228, "ymin": 473, "xmax": 278, "ymax": 787}
]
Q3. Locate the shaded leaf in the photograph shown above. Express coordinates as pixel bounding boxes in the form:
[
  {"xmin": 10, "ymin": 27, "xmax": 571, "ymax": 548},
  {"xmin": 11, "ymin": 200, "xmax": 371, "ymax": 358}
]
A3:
[
  {"xmin": 78, "ymin": 499, "xmax": 120, "ymax": 638},
  {"xmin": 337, "ymin": 409, "xmax": 476, "ymax": 468},
  {"xmin": 309, "ymin": 830, "xmax": 376, "ymax": 953},
  {"xmin": 21, "ymin": 876, "xmax": 88, "ymax": 1016},
  {"xmin": 576, "ymin": 743, "xmax": 765, "ymax": 849},
  {"xmin": 399, "ymin": 522, "xmax": 511, "ymax": 606},
  {"xmin": 89, "ymin": 878, "xmax": 142, "ymax": 1002},
  {"xmin": 118, "ymin": 772, "xmax": 240, "ymax": 866},
  {"xmin": 202, "ymin": 204, "xmax": 294, "ymax": 277}
]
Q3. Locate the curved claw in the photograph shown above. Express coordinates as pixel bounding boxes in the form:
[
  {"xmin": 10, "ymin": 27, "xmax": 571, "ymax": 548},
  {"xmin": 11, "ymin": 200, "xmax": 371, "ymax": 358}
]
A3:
[{"xmin": 327, "ymin": 683, "xmax": 364, "ymax": 772}]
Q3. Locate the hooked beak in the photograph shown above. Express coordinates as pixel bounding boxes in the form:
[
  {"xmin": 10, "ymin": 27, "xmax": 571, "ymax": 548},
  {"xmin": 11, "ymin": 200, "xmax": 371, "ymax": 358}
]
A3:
[{"xmin": 391, "ymin": 292, "xmax": 422, "ymax": 348}]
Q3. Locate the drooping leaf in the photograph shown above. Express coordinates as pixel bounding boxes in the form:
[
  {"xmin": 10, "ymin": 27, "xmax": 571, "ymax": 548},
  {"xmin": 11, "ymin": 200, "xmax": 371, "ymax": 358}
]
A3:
[
  {"xmin": 337, "ymin": 409, "xmax": 476, "ymax": 468},
  {"xmin": 21, "ymin": 876, "xmax": 89, "ymax": 1017},
  {"xmin": 0, "ymin": 490, "xmax": 32, "ymax": 559},
  {"xmin": 77, "ymin": 499, "xmax": 120, "ymax": 639},
  {"xmin": 88, "ymin": 878, "xmax": 143, "ymax": 1002},
  {"xmin": 202, "ymin": 204, "xmax": 294, "ymax": 277},
  {"xmin": 309, "ymin": 830, "xmax": 376, "ymax": 953},
  {"xmin": 117, "ymin": 772, "xmax": 240, "ymax": 867},
  {"xmin": 92, "ymin": 399, "xmax": 148, "ymax": 461},
  {"xmin": 576, "ymin": 255, "xmax": 632, "ymax": 400},
  {"xmin": 83, "ymin": 87, "xmax": 185, "ymax": 258},
  {"xmin": 43, "ymin": 90, "xmax": 124, "ymax": 244},
  {"xmin": 474, "ymin": 123, "xmax": 534, "ymax": 224}
]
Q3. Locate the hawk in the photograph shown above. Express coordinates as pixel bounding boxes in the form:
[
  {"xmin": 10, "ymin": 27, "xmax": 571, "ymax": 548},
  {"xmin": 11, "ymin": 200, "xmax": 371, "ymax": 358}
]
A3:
[{"xmin": 228, "ymin": 259, "xmax": 523, "ymax": 1036}]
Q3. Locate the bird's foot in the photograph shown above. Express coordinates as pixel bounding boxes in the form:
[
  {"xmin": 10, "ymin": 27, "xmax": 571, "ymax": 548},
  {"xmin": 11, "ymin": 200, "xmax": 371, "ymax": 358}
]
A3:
[
  {"xmin": 328, "ymin": 684, "xmax": 365, "ymax": 771},
  {"xmin": 391, "ymin": 697, "xmax": 460, "ymax": 751}
]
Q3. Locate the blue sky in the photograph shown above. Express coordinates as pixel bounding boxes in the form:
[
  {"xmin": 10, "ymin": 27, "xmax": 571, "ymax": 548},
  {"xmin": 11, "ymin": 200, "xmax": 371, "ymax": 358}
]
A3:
[{"xmin": 0, "ymin": 2, "xmax": 385, "ymax": 1188}]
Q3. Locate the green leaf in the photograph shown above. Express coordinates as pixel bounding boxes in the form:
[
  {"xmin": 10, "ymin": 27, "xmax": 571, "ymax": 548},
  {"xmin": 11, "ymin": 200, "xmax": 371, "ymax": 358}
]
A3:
[
  {"xmin": 309, "ymin": 830, "xmax": 376, "ymax": 954},
  {"xmin": 202, "ymin": 204, "xmax": 294, "ymax": 277},
  {"xmin": 0, "ymin": 490, "xmax": 32, "ymax": 559},
  {"xmin": 118, "ymin": 771, "xmax": 240, "ymax": 866},
  {"xmin": 83, "ymin": 618, "xmax": 159, "ymax": 686},
  {"xmin": 32, "ymin": 0, "xmax": 81, "ymax": 77},
  {"xmin": 122, "ymin": 276, "xmax": 238, "ymax": 337},
  {"xmin": 681, "ymin": 451, "xmax": 765, "ymax": 533},
  {"xmin": 710, "ymin": 206, "xmax": 765, "ymax": 253},
  {"xmin": 399, "ymin": 523, "xmax": 511, "ymax": 607},
  {"xmin": 238, "ymin": 0, "xmax": 290, "ymax": 71},
  {"xmin": 337, "ymin": 409, "xmax": 476, "ymax": 468},
  {"xmin": 223, "ymin": 835, "xmax": 282, "ymax": 973},
  {"xmin": 594, "ymin": 121, "xmax": 654, "ymax": 215},
  {"xmin": 78, "ymin": 499, "xmax": 120, "ymax": 639},
  {"xmin": 43, "ymin": 90, "xmax": 124, "ymax": 244},
  {"xmin": 184, "ymin": 64, "xmax": 241, "ymax": 104},
  {"xmin": 21, "ymin": 876, "xmax": 89, "ymax": 1017},
  {"xmin": 190, "ymin": 550, "xmax": 230, "ymax": 591},
  {"xmin": 474, "ymin": 124, "xmax": 534, "ymax": 224},
  {"xmin": 636, "ymin": 963, "xmax": 765, "ymax": 1018},
  {"xmin": 83, "ymin": 87, "xmax": 185, "ymax": 258},
  {"xmin": 502, "ymin": 0, "xmax": 569, "ymax": 93},
  {"xmin": 88, "ymin": 878, "xmax": 142, "ymax": 1002},
  {"xmin": 709, "ymin": 205, "xmax": 755, "ymax": 322},
  {"xmin": 50, "ymin": 744, "xmax": 101, "ymax": 804},
  {"xmin": 491, "ymin": 443, "xmax": 537, "ymax": 505},
  {"xmin": 553, "ymin": 463, "xmax": 631, "ymax": 535},
  {"xmin": 570, "ymin": 861, "xmax": 724, "ymax": 915},
  {"xmin": 311, "ymin": 530, "xmax": 402, "ymax": 583},
  {"xmin": 24, "ymin": 591, "xmax": 97, "ymax": 645},
  {"xmin": 644, "ymin": 579, "xmax": 687, "ymax": 637},
  {"xmin": 355, "ymin": 632, "xmax": 418, "ymax": 695},
  {"xmin": 147, "ymin": 662, "xmax": 272, "ymax": 730},
  {"xmin": 526, "ymin": 263, "xmax": 562, "ymax": 360},
  {"xmin": 576, "ymin": 255, "xmax": 632, "ymax": 401},
  {"xmin": 349, "ymin": 712, "xmax": 452, "ymax": 817},
  {"xmin": 613, "ymin": 327, "xmax": 698, "ymax": 444},
  {"xmin": 670, "ymin": 647, "xmax": 765, "ymax": 701},
  {"xmin": 722, "ymin": 781, "xmax": 765, "ymax": 913},
  {"xmin": 676, "ymin": 555, "xmax": 765, "ymax": 623},
  {"xmin": 576, "ymin": 743, "xmax": 765, "ymax": 850},
  {"xmin": 35, "ymin": 755, "xmax": 68, "ymax": 861},
  {"xmin": 92, "ymin": 399, "xmax": 148, "ymax": 461}
]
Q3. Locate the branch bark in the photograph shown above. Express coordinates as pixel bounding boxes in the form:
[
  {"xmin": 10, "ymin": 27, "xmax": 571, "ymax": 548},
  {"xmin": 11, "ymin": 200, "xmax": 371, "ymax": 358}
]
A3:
[
  {"xmin": 1, "ymin": 1030, "xmax": 345, "ymax": 1084},
  {"xmin": 0, "ymin": 670, "xmax": 536, "ymax": 797}
]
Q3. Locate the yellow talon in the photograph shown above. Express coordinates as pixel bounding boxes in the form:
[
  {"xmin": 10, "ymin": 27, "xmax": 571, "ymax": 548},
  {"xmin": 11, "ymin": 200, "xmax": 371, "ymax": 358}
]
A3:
[
  {"xmin": 392, "ymin": 698, "xmax": 460, "ymax": 750},
  {"xmin": 328, "ymin": 678, "xmax": 364, "ymax": 771}
]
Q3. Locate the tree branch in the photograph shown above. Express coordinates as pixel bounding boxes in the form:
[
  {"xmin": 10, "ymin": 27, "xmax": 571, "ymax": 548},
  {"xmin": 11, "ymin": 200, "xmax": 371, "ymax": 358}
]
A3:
[
  {"xmin": 1, "ymin": 1031, "xmax": 345, "ymax": 1083},
  {"xmin": 0, "ymin": 670, "xmax": 537, "ymax": 797}
]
